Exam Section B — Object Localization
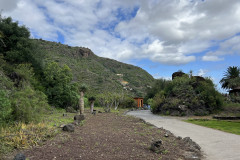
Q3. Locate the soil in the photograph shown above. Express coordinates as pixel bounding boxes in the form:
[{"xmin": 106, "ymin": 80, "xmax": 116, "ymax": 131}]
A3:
[{"xmin": 9, "ymin": 110, "xmax": 202, "ymax": 160}]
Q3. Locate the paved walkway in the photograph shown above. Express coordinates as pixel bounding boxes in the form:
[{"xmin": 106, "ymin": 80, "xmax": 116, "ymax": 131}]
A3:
[{"xmin": 127, "ymin": 110, "xmax": 240, "ymax": 160}]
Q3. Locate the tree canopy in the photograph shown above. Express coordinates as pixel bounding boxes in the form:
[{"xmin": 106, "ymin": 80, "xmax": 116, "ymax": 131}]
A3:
[{"xmin": 220, "ymin": 66, "xmax": 240, "ymax": 90}]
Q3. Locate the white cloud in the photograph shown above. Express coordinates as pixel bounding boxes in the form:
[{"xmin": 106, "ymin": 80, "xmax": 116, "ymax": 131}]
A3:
[
  {"xmin": 202, "ymin": 35, "xmax": 240, "ymax": 61},
  {"xmin": 198, "ymin": 69, "xmax": 208, "ymax": 76},
  {"xmin": 0, "ymin": 0, "xmax": 19, "ymax": 11},
  {"xmin": 1, "ymin": 0, "xmax": 240, "ymax": 65},
  {"xmin": 202, "ymin": 55, "xmax": 224, "ymax": 62}
]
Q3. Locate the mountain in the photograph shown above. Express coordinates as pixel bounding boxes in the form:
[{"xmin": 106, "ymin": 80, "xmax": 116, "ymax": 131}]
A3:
[{"xmin": 34, "ymin": 39, "xmax": 154, "ymax": 96}]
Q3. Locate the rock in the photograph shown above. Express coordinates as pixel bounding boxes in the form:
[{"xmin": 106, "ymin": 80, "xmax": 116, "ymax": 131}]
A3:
[
  {"xmin": 172, "ymin": 71, "xmax": 186, "ymax": 80},
  {"xmin": 98, "ymin": 111, "xmax": 102, "ymax": 113},
  {"xmin": 183, "ymin": 151, "xmax": 201, "ymax": 160},
  {"xmin": 14, "ymin": 153, "xmax": 26, "ymax": 160},
  {"xmin": 62, "ymin": 124, "xmax": 75, "ymax": 132},
  {"xmin": 92, "ymin": 110, "xmax": 96, "ymax": 115},
  {"xmin": 177, "ymin": 136, "xmax": 182, "ymax": 140},
  {"xmin": 76, "ymin": 48, "xmax": 93, "ymax": 58},
  {"xmin": 150, "ymin": 140, "xmax": 164, "ymax": 153},
  {"xmin": 74, "ymin": 115, "xmax": 85, "ymax": 122},
  {"xmin": 59, "ymin": 124, "xmax": 65, "ymax": 128},
  {"xmin": 164, "ymin": 133, "xmax": 169, "ymax": 137},
  {"xmin": 63, "ymin": 113, "xmax": 67, "ymax": 117},
  {"xmin": 182, "ymin": 137, "xmax": 201, "ymax": 151},
  {"xmin": 72, "ymin": 121, "xmax": 79, "ymax": 126}
]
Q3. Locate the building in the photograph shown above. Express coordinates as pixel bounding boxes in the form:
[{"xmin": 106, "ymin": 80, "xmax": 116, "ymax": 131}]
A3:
[{"xmin": 134, "ymin": 97, "xmax": 143, "ymax": 108}]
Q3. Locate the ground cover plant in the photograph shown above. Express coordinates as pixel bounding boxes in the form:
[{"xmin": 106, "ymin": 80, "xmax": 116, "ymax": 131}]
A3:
[
  {"xmin": 185, "ymin": 119, "xmax": 240, "ymax": 135},
  {"xmin": 0, "ymin": 108, "xmax": 75, "ymax": 157}
]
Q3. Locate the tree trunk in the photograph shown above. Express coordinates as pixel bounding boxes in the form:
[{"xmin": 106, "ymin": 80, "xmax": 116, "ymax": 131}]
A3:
[
  {"xmin": 114, "ymin": 101, "xmax": 120, "ymax": 110},
  {"xmin": 79, "ymin": 91, "xmax": 84, "ymax": 115},
  {"xmin": 90, "ymin": 101, "xmax": 94, "ymax": 113}
]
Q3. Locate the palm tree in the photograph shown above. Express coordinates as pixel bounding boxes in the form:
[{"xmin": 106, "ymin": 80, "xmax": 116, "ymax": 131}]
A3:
[
  {"xmin": 79, "ymin": 84, "xmax": 87, "ymax": 115},
  {"xmin": 88, "ymin": 96, "xmax": 96, "ymax": 113},
  {"xmin": 220, "ymin": 66, "xmax": 240, "ymax": 90}
]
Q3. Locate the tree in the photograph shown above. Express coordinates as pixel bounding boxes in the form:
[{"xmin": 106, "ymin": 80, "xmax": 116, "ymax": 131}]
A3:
[
  {"xmin": 43, "ymin": 62, "xmax": 78, "ymax": 108},
  {"xmin": 113, "ymin": 92, "xmax": 124, "ymax": 110},
  {"xmin": 0, "ymin": 16, "xmax": 33, "ymax": 64},
  {"xmin": 88, "ymin": 96, "xmax": 96, "ymax": 113},
  {"xmin": 97, "ymin": 92, "xmax": 114, "ymax": 112},
  {"xmin": 220, "ymin": 66, "xmax": 240, "ymax": 90},
  {"xmin": 79, "ymin": 84, "xmax": 88, "ymax": 114}
]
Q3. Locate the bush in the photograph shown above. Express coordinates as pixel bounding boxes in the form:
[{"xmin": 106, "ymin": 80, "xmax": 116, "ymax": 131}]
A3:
[
  {"xmin": 12, "ymin": 86, "xmax": 49, "ymax": 123},
  {"xmin": 43, "ymin": 62, "xmax": 79, "ymax": 108},
  {"xmin": 120, "ymin": 96, "xmax": 136, "ymax": 108},
  {"xmin": 148, "ymin": 73, "xmax": 224, "ymax": 116},
  {"xmin": 0, "ymin": 89, "xmax": 12, "ymax": 125}
]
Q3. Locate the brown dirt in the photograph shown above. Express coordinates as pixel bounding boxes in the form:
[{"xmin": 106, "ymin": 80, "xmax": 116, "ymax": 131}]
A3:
[{"xmin": 12, "ymin": 111, "xmax": 201, "ymax": 160}]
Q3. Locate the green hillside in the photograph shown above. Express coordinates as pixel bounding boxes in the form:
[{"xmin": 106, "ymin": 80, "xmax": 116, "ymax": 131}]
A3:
[{"xmin": 34, "ymin": 39, "xmax": 154, "ymax": 96}]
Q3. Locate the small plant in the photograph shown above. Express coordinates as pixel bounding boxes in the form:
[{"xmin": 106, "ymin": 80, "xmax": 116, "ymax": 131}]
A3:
[{"xmin": 0, "ymin": 122, "xmax": 57, "ymax": 154}]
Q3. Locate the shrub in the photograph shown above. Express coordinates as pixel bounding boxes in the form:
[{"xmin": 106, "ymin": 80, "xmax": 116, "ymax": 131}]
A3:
[
  {"xmin": 120, "ymin": 96, "xmax": 136, "ymax": 108},
  {"xmin": 43, "ymin": 62, "xmax": 79, "ymax": 108},
  {"xmin": 11, "ymin": 86, "xmax": 49, "ymax": 123},
  {"xmin": 148, "ymin": 73, "xmax": 224, "ymax": 116},
  {"xmin": 0, "ymin": 89, "xmax": 12, "ymax": 125}
]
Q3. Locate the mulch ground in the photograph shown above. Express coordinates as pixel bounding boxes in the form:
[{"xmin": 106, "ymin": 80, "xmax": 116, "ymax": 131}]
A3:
[{"xmin": 18, "ymin": 110, "xmax": 201, "ymax": 160}]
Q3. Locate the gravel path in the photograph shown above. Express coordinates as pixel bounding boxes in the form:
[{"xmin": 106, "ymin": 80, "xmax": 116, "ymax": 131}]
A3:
[{"xmin": 127, "ymin": 110, "xmax": 240, "ymax": 160}]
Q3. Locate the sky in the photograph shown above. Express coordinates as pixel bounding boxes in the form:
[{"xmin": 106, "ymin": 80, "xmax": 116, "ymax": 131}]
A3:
[{"xmin": 1, "ymin": 0, "xmax": 240, "ymax": 92}]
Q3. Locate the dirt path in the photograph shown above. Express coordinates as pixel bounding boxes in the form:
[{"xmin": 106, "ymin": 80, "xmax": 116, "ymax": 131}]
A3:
[
  {"xmin": 127, "ymin": 110, "xmax": 240, "ymax": 160},
  {"xmin": 12, "ymin": 111, "xmax": 201, "ymax": 160}
]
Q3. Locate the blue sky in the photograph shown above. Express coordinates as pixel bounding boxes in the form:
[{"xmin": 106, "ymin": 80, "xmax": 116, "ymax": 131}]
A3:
[{"xmin": 1, "ymin": 0, "xmax": 240, "ymax": 93}]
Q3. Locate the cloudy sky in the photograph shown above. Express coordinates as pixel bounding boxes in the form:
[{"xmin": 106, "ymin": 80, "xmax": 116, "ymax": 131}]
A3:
[{"xmin": 1, "ymin": 0, "xmax": 240, "ymax": 92}]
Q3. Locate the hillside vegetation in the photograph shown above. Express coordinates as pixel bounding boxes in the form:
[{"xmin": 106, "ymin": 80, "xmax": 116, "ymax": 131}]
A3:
[
  {"xmin": 146, "ymin": 72, "xmax": 224, "ymax": 116},
  {"xmin": 35, "ymin": 39, "xmax": 154, "ymax": 97},
  {"xmin": 0, "ymin": 15, "xmax": 154, "ymax": 127}
]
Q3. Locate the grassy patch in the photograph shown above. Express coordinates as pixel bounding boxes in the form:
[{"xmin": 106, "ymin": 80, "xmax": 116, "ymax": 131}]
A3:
[
  {"xmin": 0, "ymin": 108, "xmax": 75, "ymax": 156},
  {"xmin": 185, "ymin": 119, "xmax": 240, "ymax": 135}
]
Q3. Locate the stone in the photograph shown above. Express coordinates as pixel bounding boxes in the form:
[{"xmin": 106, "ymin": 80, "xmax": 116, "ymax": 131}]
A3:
[
  {"xmin": 172, "ymin": 71, "xmax": 186, "ymax": 80},
  {"xmin": 177, "ymin": 136, "xmax": 182, "ymax": 140},
  {"xmin": 62, "ymin": 124, "xmax": 75, "ymax": 132},
  {"xmin": 14, "ymin": 153, "xmax": 26, "ymax": 160},
  {"xmin": 92, "ymin": 110, "xmax": 96, "ymax": 115},
  {"xmin": 72, "ymin": 121, "xmax": 79, "ymax": 126},
  {"xmin": 74, "ymin": 115, "xmax": 85, "ymax": 122},
  {"xmin": 59, "ymin": 124, "xmax": 65, "ymax": 128},
  {"xmin": 164, "ymin": 133, "xmax": 169, "ymax": 137},
  {"xmin": 183, "ymin": 151, "xmax": 201, "ymax": 160},
  {"xmin": 150, "ymin": 140, "xmax": 164, "ymax": 153},
  {"xmin": 182, "ymin": 137, "xmax": 201, "ymax": 151}
]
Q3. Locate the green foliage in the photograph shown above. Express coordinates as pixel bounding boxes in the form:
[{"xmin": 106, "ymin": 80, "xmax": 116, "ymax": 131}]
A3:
[
  {"xmin": 88, "ymin": 96, "xmax": 96, "ymax": 102},
  {"xmin": 0, "ymin": 16, "xmax": 33, "ymax": 64},
  {"xmin": 148, "ymin": 73, "xmax": 224, "ymax": 116},
  {"xmin": 34, "ymin": 39, "xmax": 154, "ymax": 96},
  {"xmin": 145, "ymin": 79, "xmax": 170, "ymax": 100},
  {"xmin": 0, "ymin": 90, "xmax": 12, "ymax": 125},
  {"xmin": 79, "ymin": 84, "xmax": 88, "ymax": 93},
  {"xmin": 11, "ymin": 86, "xmax": 49, "ymax": 123},
  {"xmin": 220, "ymin": 66, "xmax": 240, "ymax": 90},
  {"xmin": 120, "ymin": 96, "xmax": 136, "ymax": 108},
  {"xmin": 43, "ymin": 61, "xmax": 79, "ymax": 108}
]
